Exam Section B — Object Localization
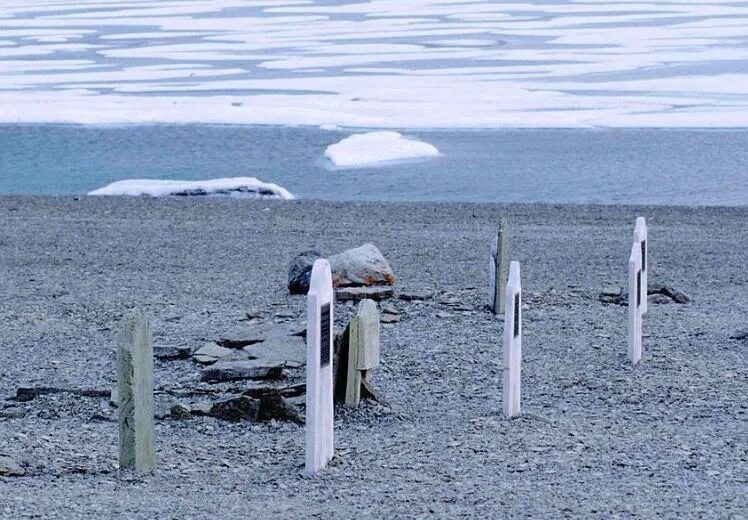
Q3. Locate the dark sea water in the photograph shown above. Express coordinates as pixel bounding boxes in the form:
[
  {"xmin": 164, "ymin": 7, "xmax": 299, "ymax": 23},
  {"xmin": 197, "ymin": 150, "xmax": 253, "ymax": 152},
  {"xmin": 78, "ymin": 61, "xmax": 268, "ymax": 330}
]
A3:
[{"xmin": 1, "ymin": 125, "xmax": 746, "ymax": 205}]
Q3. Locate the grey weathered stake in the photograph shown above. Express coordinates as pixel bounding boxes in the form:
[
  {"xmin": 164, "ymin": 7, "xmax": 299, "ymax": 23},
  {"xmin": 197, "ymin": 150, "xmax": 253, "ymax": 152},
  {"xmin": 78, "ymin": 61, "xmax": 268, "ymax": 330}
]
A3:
[
  {"xmin": 490, "ymin": 217, "xmax": 510, "ymax": 315},
  {"xmin": 117, "ymin": 308, "xmax": 156, "ymax": 473},
  {"xmin": 345, "ymin": 299, "xmax": 380, "ymax": 407}
]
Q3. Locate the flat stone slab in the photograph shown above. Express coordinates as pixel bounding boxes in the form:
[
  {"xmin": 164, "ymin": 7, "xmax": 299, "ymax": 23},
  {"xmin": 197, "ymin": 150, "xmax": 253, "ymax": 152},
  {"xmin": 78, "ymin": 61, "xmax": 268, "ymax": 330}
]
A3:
[
  {"xmin": 201, "ymin": 361, "xmax": 284, "ymax": 383},
  {"xmin": 193, "ymin": 342, "xmax": 233, "ymax": 364},
  {"xmin": 243, "ymin": 334, "xmax": 306, "ymax": 369},
  {"xmin": 154, "ymin": 345, "xmax": 193, "ymax": 360},
  {"xmin": 397, "ymin": 290, "xmax": 434, "ymax": 301},
  {"xmin": 336, "ymin": 286, "xmax": 394, "ymax": 301},
  {"xmin": 380, "ymin": 313, "xmax": 401, "ymax": 324},
  {"xmin": 218, "ymin": 322, "xmax": 305, "ymax": 348},
  {"xmin": 203, "ymin": 323, "xmax": 307, "ymax": 383}
]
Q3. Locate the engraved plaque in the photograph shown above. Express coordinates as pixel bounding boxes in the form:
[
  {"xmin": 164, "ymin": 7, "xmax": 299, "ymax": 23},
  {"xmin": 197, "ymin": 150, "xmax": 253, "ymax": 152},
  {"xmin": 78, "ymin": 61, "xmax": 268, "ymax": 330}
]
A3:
[
  {"xmin": 641, "ymin": 240, "xmax": 647, "ymax": 272},
  {"xmin": 636, "ymin": 270, "xmax": 642, "ymax": 307},
  {"xmin": 493, "ymin": 241, "xmax": 500, "ymax": 312},
  {"xmin": 513, "ymin": 292, "xmax": 520, "ymax": 338},
  {"xmin": 319, "ymin": 303, "xmax": 331, "ymax": 368}
]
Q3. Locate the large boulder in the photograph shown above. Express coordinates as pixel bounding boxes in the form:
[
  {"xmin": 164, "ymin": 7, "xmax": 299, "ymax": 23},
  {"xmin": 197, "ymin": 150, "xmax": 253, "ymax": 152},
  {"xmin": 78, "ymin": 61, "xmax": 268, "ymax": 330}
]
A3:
[
  {"xmin": 288, "ymin": 250, "xmax": 322, "ymax": 294},
  {"xmin": 329, "ymin": 244, "xmax": 395, "ymax": 287},
  {"xmin": 208, "ymin": 396, "xmax": 261, "ymax": 422}
]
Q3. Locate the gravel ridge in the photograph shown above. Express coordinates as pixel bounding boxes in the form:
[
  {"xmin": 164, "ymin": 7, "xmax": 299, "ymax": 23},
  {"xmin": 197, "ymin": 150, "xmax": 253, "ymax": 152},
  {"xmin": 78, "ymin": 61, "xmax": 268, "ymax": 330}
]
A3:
[{"xmin": 0, "ymin": 196, "xmax": 746, "ymax": 519}]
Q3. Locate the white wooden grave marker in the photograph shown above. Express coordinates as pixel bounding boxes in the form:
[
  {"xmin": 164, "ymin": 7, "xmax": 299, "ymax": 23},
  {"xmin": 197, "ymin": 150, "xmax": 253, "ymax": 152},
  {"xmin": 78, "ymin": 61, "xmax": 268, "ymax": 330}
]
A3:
[
  {"xmin": 306, "ymin": 259, "xmax": 335, "ymax": 475},
  {"xmin": 503, "ymin": 261, "xmax": 522, "ymax": 417},
  {"xmin": 628, "ymin": 243, "xmax": 643, "ymax": 365},
  {"xmin": 489, "ymin": 217, "xmax": 509, "ymax": 315},
  {"xmin": 117, "ymin": 308, "xmax": 156, "ymax": 473},
  {"xmin": 634, "ymin": 217, "xmax": 648, "ymax": 315}
]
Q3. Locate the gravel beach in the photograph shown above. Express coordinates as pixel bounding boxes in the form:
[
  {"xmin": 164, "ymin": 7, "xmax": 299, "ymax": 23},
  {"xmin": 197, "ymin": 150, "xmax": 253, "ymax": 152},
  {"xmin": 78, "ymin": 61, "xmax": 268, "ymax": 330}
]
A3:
[{"xmin": 0, "ymin": 196, "xmax": 746, "ymax": 518}]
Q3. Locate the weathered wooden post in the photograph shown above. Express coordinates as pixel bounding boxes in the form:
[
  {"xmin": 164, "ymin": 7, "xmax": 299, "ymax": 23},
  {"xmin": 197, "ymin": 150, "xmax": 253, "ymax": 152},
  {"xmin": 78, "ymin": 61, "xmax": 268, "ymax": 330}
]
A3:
[
  {"xmin": 306, "ymin": 259, "xmax": 334, "ymax": 475},
  {"xmin": 489, "ymin": 217, "xmax": 509, "ymax": 315},
  {"xmin": 345, "ymin": 299, "xmax": 380, "ymax": 407},
  {"xmin": 503, "ymin": 261, "xmax": 522, "ymax": 417},
  {"xmin": 117, "ymin": 308, "xmax": 156, "ymax": 473},
  {"xmin": 628, "ymin": 243, "xmax": 643, "ymax": 365},
  {"xmin": 634, "ymin": 217, "xmax": 648, "ymax": 315}
]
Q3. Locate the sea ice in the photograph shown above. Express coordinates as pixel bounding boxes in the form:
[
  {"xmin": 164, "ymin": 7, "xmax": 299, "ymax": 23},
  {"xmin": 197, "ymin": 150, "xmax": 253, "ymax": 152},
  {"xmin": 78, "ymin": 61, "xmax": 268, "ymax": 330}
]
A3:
[
  {"xmin": 325, "ymin": 131, "xmax": 439, "ymax": 167},
  {"xmin": 1, "ymin": 0, "xmax": 748, "ymax": 128},
  {"xmin": 88, "ymin": 177, "xmax": 294, "ymax": 199}
]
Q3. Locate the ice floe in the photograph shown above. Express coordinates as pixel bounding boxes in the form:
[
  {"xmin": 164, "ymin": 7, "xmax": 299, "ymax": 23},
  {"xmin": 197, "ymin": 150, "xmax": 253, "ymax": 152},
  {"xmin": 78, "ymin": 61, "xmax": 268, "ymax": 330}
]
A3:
[
  {"xmin": 88, "ymin": 177, "xmax": 294, "ymax": 199},
  {"xmin": 325, "ymin": 131, "xmax": 439, "ymax": 167}
]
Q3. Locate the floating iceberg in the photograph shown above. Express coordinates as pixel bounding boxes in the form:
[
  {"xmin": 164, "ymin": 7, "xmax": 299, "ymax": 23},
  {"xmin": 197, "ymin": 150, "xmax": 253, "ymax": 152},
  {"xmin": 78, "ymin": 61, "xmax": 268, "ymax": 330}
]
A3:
[
  {"xmin": 325, "ymin": 131, "xmax": 439, "ymax": 167},
  {"xmin": 88, "ymin": 177, "xmax": 294, "ymax": 199}
]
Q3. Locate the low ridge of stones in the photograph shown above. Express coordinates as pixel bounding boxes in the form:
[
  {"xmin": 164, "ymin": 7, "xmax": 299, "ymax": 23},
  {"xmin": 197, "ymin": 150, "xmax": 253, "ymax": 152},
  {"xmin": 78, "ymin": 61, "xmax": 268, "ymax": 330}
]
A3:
[{"xmin": 599, "ymin": 283, "xmax": 690, "ymax": 306}]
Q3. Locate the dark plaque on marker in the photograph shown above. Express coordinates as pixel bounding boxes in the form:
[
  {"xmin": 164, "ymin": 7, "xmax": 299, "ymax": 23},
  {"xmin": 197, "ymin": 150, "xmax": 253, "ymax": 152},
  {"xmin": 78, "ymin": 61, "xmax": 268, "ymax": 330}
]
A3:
[
  {"xmin": 636, "ymin": 270, "xmax": 642, "ymax": 307},
  {"xmin": 641, "ymin": 240, "xmax": 647, "ymax": 272},
  {"xmin": 513, "ymin": 292, "xmax": 520, "ymax": 338},
  {"xmin": 319, "ymin": 303, "xmax": 331, "ymax": 368}
]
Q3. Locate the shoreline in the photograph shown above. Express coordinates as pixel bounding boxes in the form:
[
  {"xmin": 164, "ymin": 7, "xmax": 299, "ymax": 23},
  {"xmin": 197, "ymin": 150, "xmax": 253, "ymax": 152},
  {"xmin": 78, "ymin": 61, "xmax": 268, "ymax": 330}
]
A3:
[{"xmin": 4, "ymin": 194, "xmax": 748, "ymax": 210}]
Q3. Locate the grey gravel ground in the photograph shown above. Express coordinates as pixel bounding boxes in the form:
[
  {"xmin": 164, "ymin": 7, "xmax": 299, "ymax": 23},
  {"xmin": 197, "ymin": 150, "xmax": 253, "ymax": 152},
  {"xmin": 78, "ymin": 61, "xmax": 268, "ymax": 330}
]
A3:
[{"xmin": 0, "ymin": 196, "xmax": 746, "ymax": 519}]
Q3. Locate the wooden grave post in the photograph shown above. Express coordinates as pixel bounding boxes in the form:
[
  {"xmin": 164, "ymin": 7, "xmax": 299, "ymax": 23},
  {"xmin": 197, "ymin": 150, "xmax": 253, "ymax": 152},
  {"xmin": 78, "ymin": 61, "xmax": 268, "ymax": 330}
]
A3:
[
  {"xmin": 345, "ymin": 299, "xmax": 380, "ymax": 407},
  {"xmin": 628, "ymin": 243, "xmax": 643, "ymax": 365},
  {"xmin": 489, "ymin": 217, "xmax": 509, "ymax": 315},
  {"xmin": 503, "ymin": 261, "xmax": 522, "ymax": 417},
  {"xmin": 117, "ymin": 308, "xmax": 156, "ymax": 473},
  {"xmin": 306, "ymin": 259, "xmax": 335, "ymax": 475},
  {"xmin": 634, "ymin": 217, "xmax": 648, "ymax": 315}
]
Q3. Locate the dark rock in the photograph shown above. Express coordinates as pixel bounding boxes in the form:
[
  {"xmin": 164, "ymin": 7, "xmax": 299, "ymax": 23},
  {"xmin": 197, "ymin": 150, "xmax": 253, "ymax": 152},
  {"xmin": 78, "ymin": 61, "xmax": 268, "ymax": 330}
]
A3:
[
  {"xmin": 170, "ymin": 403, "xmax": 193, "ymax": 420},
  {"xmin": 87, "ymin": 413, "xmax": 115, "ymax": 423},
  {"xmin": 15, "ymin": 387, "xmax": 110, "ymax": 402},
  {"xmin": 15, "ymin": 388, "xmax": 36, "ymax": 402},
  {"xmin": 380, "ymin": 313, "xmax": 401, "ymax": 324},
  {"xmin": 208, "ymin": 396, "xmax": 261, "ymax": 422},
  {"xmin": 0, "ymin": 408, "xmax": 26, "ymax": 420},
  {"xmin": 257, "ymin": 393, "xmax": 304, "ymax": 424},
  {"xmin": 650, "ymin": 294, "xmax": 672, "ymax": 305},
  {"xmin": 599, "ymin": 287, "xmax": 626, "ymax": 305},
  {"xmin": 647, "ymin": 284, "xmax": 668, "ymax": 295},
  {"xmin": 201, "ymin": 361, "xmax": 284, "ymax": 383},
  {"xmin": 649, "ymin": 284, "xmax": 690, "ymax": 304},
  {"xmin": 288, "ymin": 250, "xmax": 322, "ymax": 294},
  {"xmin": 729, "ymin": 330, "xmax": 748, "ymax": 341},
  {"xmin": 336, "ymin": 286, "xmax": 394, "ymax": 301},
  {"xmin": 329, "ymin": 244, "xmax": 395, "ymax": 287},
  {"xmin": 397, "ymin": 290, "xmax": 434, "ymax": 301},
  {"xmin": 669, "ymin": 290, "xmax": 690, "ymax": 304},
  {"xmin": 154, "ymin": 345, "xmax": 193, "ymax": 360}
]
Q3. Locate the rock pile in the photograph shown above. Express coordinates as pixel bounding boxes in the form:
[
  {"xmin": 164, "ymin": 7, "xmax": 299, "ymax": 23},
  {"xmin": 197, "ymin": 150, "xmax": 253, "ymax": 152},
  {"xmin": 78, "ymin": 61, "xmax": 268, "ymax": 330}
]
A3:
[{"xmin": 0, "ymin": 455, "xmax": 25, "ymax": 477}]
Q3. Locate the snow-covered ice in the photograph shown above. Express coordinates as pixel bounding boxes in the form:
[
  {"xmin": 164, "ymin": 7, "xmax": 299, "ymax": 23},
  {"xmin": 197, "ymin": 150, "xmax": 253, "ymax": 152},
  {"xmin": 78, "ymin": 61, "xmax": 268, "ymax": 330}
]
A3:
[
  {"xmin": 1, "ymin": 0, "xmax": 748, "ymax": 128},
  {"xmin": 325, "ymin": 132, "xmax": 439, "ymax": 167},
  {"xmin": 88, "ymin": 177, "xmax": 294, "ymax": 199}
]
